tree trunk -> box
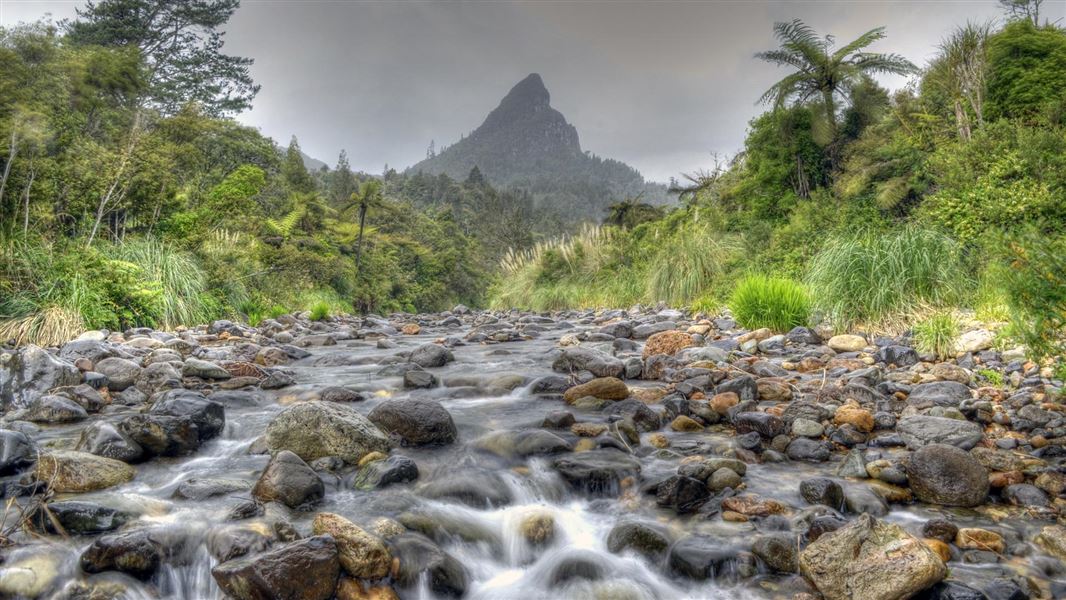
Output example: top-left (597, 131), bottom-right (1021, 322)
top-left (954, 99), bottom-right (972, 141)
top-left (354, 201), bottom-right (368, 274)
top-left (822, 89), bottom-right (837, 137)
top-left (0, 129), bottom-right (19, 224)
top-left (22, 165), bottom-right (35, 235)
top-left (87, 112), bottom-right (141, 247)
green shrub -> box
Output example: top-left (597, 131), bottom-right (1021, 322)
top-left (309, 301), bottom-right (330, 321)
top-left (238, 299), bottom-right (265, 327)
top-left (646, 227), bottom-right (738, 305)
top-left (976, 368), bottom-right (1004, 387)
top-left (912, 313), bottom-right (960, 360)
top-left (729, 274), bottom-right (811, 332)
top-left (807, 227), bottom-right (970, 329)
top-left (268, 304), bottom-right (289, 319)
top-left (1001, 229), bottom-right (1066, 361)
top-left (105, 239), bottom-right (213, 328)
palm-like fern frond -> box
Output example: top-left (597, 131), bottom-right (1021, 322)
top-left (265, 205), bottom-right (306, 238)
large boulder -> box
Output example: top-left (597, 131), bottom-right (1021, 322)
top-left (368, 399), bottom-right (457, 446)
top-left (408, 344), bottom-right (454, 368)
top-left (148, 389), bottom-right (225, 440)
top-left (76, 421), bottom-right (144, 463)
top-left (311, 512), bottom-right (391, 579)
top-left (80, 529), bottom-right (164, 580)
top-left (95, 357), bottom-right (142, 391)
top-left (14, 394), bottom-right (88, 423)
top-left (0, 345), bottom-right (81, 410)
top-left (252, 450), bottom-right (324, 510)
top-left (33, 451), bottom-right (135, 493)
top-left (552, 347), bottom-right (624, 378)
top-left (898, 416), bottom-right (982, 450)
top-left (212, 536), bottom-right (340, 600)
top-left (799, 514), bottom-right (946, 600)
top-left (118, 414), bottom-right (201, 457)
top-left (265, 401), bottom-right (390, 464)
top-left (905, 444), bottom-right (989, 507)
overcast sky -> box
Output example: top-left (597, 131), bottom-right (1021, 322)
top-left (4, 0), bottom-right (1057, 182)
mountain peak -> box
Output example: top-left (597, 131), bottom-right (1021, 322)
top-left (500, 73), bottom-right (550, 109)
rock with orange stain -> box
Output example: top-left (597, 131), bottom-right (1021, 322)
top-left (642, 331), bottom-right (695, 360)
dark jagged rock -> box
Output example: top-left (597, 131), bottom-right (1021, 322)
top-left (211, 536), bottom-right (340, 600)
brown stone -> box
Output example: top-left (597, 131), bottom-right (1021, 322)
top-left (722, 510), bottom-right (749, 522)
top-left (642, 331), bottom-right (695, 360)
top-left (923, 538), bottom-right (952, 563)
top-left (833, 402), bottom-right (874, 433)
top-left (401, 324), bottom-right (421, 335)
top-left (710, 392), bottom-right (739, 415)
top-left (337, 578), bottom-right (400, 600)
top-left (311, 513), bottom-right (391, 580)
top-left (989, 471), bottom-right (1025, 488)
top-left (955, 528), bottom-right (1005, 553)
top-left (721, 494), bottom-right (787, 517)
top-left (563, 377), bottom-right (629, 403)
top-left (571, 423), bottom-right (607, 437)
top-left (757, 378), bottom-right (792, 402)
top-left (648, 433), bottom-right (669, 448)
top-left (670, 415), bottom-right (703, 432)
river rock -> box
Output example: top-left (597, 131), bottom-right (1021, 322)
top-left (312, 512), bottom-right (391, 579)
top-left (181, 358), bottom-right (231, 379)
top-left (95, 357), bottom-right (142, 391)
top-left (38, 501), bottom-right (132, 535)
top-left (419, 468), bottom-right (513, 508)
top-left (552, 347), bottom-right (625, 378)
top-left (0, 429), bottom-right (36, 474)
top-left (212, 535), bottom-right (340, 600)
top-left (80, 529), bottom-right (164, 579)
top-left (606, 521), bottom-right (671, 561)
top-left (352, 455), bottom-right (419, 489)
top-left (800, 478), bottom-right (844, 509)
top-left (118, 414), bottom-right (201, 457)
top-left (668, 535), bottom-right (753, 581)
top-left (1035, 525), bottom-right (1066, 561)
top-left (149, 389), bottom-right (225, 440)
top-left (252, 450), bottom-right (324, 509)
top-left (957, 330), bottom-right (993, 353)
top-left (135, 361), bottom-right (182, 394)
top-left (174, 478), bottom-right (249, 501)
top-left (752, 533), bottom-right (798, 573)
top-left (265, 400), bottom-right (390, 464)
top-left (33, 451), bottom-right (135, 493)
top-left (389, 533), bottom-right (468, 598)
top-left (828, 335), bottom-right (867, 353)
top-left (76, 421), bottom-right (144, 463)
top-left (905, 444), bottom-right (989, 507)
top-left (734, 412), bottom-right (786, 438)
top-left (368, 399), bottom-right (457, 446)
top-left (799, 514), bottom-right (946, 600)
top-left (642, 330), bottom-right (694, 359)
top-left (408, 343), bottom-right (454, 368)
top-left (14, 394), bottom-right (87, 424)
top-left (553, 449), bottom-right (641, 495)
top-left (563, 377), bottom-right (629, 403)
top-left (1, 345), bottom-right (81, 410)
top-left (655, 475), bottom-right (709, 514)
top-left (0, 550), bottom-right (64, 598)
top-left (907, 381), bottom-right (972, 408)
top-left (898, 415), bottom-right (983, 450)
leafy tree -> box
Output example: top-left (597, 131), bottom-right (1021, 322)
top-left (604, 199), bottom-right (665, 230)
top-left (999, 0), bottom-right (1045, 26)
top-left (985, 21), bottom-right (1066, 121)
top-left (925, 22), bottom-right (992, 140)
top-left (66, 0), bottom-right (258, 116)
top-left (281, 136), bottom-right (315, 193)
top-left (329, 150), bottom-right (356, 206)
top-left (756, 19), bottom-right (917, 138)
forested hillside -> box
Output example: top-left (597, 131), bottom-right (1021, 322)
top-left (493, 13), bottom-right (1066, 366)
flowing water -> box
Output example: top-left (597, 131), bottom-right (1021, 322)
top-left (1, 316), bottom-right (1060, 599)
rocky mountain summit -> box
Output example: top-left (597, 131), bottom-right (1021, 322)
top-left (408, 73), bottom-right (670, 220)
top-left (0, 307), bottom-right (1063, 599)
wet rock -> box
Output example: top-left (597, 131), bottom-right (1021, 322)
top-left (806, 515), bottom-right (846, 542)
top-left (95, 357), bottom-right (142, 391)
top-left (403, 369), bottom-right (438, 389)
top-left (37, 501), bottom-right (132, 535)
top-left (708, 467), bottom-right (743, 492)
top-left (668, 536), bottom-right (753, 581)
top-left (792, 418), bottom-right (824, 438)
top-left (907, 381), bottom-right (972, 408)
top-left (0, 429), bottom-right (36, 474)
top-left (563, 377), bottom-right (629, 403)
top-left (181, 358), bottom-right (231, 380)
top-left (212, 535), bottom-right (340, 600)
top-left (265, 401), bottom-right (390, 464)
top-left (548, 549), bottom-right (607, 586)
top-left (1035, 525), bottom-right (1066, 561)
top-left (368, 399), bottom-right (457, 446)
top-left (33, 451), bottom-right (135, 493)
top-left (312, 512), bottom-right (391, 579)
top-left (389, 533), bottom-right (468, 598)
top-left (843, 486), bottom-right (889, 516)
top-left (799, 514), bottom-right (946, 600)
top-left (602, 399), bottom-right (662, 431)
top-left (898, 415), bottom-right (983, 450)
top-left (252, 450), bottom-right (324, 510)
top-left (606, 521), bottom-right (671, 561)
top-left (716, 376), bottom-right (757, 403)
top-left (906, 444), bottom-right (989, 507)
top-left (118, 414), bottom-right (201, 457)
top-left (206, 524), bottom-right (273, 562)
top-left (670, 415), bottom-right (703, 432)
top-left (876, 345), bottom-right (919, 367)
top-left (0, 550), bottom-right (64, 598)
top-left (921, 581), bottom-right (989, 600)
top-left (408, 343), bottom-right (454, 368)
top-left (552, 347), bottom-right (625, 378)
top-left (787, 438), bottom-right (832, 462)
top-left (80, 529), bottom-right (164, 579)
top-left (752, 533), bottom-right (799, 573)
top-left (419, 469), bottom-right (513, 508)
top-left (149, 389), bottom-right (225, 440)
top-left (1002, 483), bottom-right (1048, 507)
top-left (721, 494), bottom-right (788, 517)
top-left (76, 421), bottom-right (144, 463)
top-left (956, 528), bottom-right (1004, 553)
top-left (352, 455), bottom-right (419, 489)
top-left (173, 478), bottom-right (249, 501)
top-left (733, 412), bottom-right (786, 438)
top-left (655, 475), bottom-right (709, 514)
top-left (134, 361), bottom-right (181, 394)
top-left (553, 449), bottom-right (641, 495)
top-left (261, 370), bottom-right (295, 389)
top-left (14, 394), bottom-right (88, 423)
top-left (799, 478), bottom-right (844, 509)
top-left (921, 519), bottom-right (958, 544)
top-left (1, 345), bottom-right (81, 410)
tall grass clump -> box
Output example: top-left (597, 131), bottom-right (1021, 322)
top-left (646, 226), bottom-right (739, 305)
top-left (807, 227), bottom-right (970, 330)
top-left (729, 274), bottom-right (811, 332)
top-left (912, 312), bottom-right (960, 359)
top-left (1000, 229), bottom-right (1066, 361)
top-left (105, 239), bottom-right (212, 329)
top-left (309, 301), bottom-right (330, 321)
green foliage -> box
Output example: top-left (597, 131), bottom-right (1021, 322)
top-left (729, 275), bottom-right (811, 332)
top-left (1001, 229), bottom-right (1066, 360)
top-left (309, 301), bottom-right (330, 321)
top-left (646, 226), bottom-right (738, 305)
top-left (807, 228), bottom-right (970, 329)
top-left (985, 21), bottom-right (1066, 121)
top-left (912, 312), bottom-right (960, 359)
top-left (105, 239), bottom-right (212, 328)
top-left (976, 367), bottom-right (1005, 386)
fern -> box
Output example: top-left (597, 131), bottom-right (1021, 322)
top-left (265, 205), bottom-right (306, 238)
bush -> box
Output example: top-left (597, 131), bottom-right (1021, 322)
top-left (729, 274), bottom-right (811, 332)
top-left (912, 312), bottom-right (960, 360)
top-left (309, 301), bottom-right (330, 321)
top-left (1001, 229), bottom-right (1066, 361)
top-left (105, 239), bottom-right (213, 328)
top-left (807, 227), bottom-right (970, 329)
top-left (646, 226), bottom-right (739, 305)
